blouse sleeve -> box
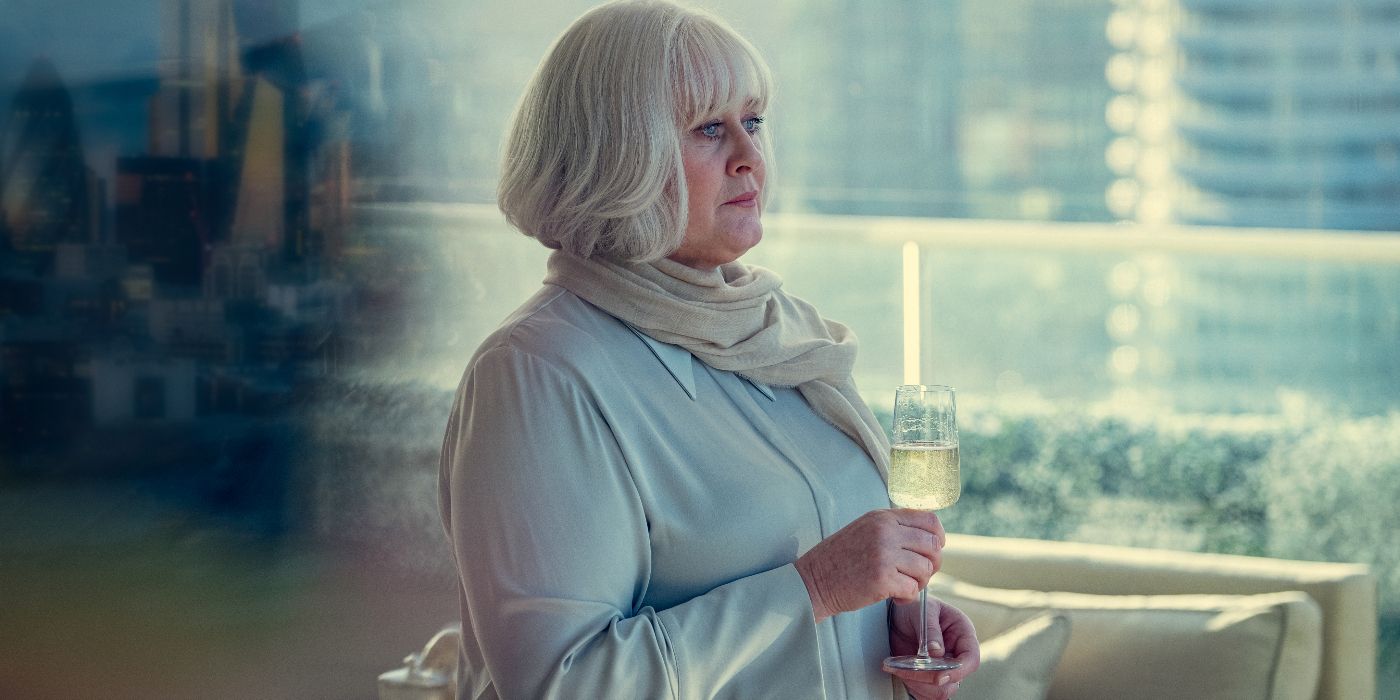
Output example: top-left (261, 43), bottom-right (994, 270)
top-left (439, 345), bottom-right (828, 699)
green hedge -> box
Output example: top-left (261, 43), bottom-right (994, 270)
top-left (1262, 412), bottom-right (1400, 616)
top-left (316, 381), bottom-right (1399, 613)
top-left (872, 403), bottom-right (1400, 613)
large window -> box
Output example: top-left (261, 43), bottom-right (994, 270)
top-left (2, 0), bottom-right (1397, 695)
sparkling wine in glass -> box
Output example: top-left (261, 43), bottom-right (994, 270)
top-left (884, 384), bottom-right (962, 672)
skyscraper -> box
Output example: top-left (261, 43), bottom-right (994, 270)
top-left (149, 0), bottom-right (244, 160)
top-left (0, 58), bottom-right (100, 257)
top-left (1109, 0), bottom-right (1400, 230)
top-left (229, 76), bottom-right (284, 251)
top-left (240, 3), bottom-right (313, 263)
top-left (772, 0), bottom-right (964, 218)
top-left (115, 156), bottom-right (217, 287)
top-left (759, 0), bottom-right (1115, 222)
top-left (122, 0), bottom-right (305, 286)
top-left (1102, 0), bottom-right (1400, 414)
top-left (959, 0), bottom-right (1118, 221)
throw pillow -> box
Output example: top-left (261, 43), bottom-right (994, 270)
top-left (955, 612), bottom-right (1070, 700)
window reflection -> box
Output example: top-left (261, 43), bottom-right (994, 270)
top-left (1, 0), bottom-right (1398, 694)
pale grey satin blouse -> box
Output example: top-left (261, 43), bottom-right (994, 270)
top-left (439, 284), bottom-right (894, 699)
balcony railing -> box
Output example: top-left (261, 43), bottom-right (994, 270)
top-left (345, 202), bottom-right (1400, 618)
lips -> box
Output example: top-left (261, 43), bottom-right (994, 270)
top-left (724, 190), bottom-right (759, 206)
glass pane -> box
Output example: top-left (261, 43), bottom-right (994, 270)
top-left (3, 0), bottom-right (1396, 695)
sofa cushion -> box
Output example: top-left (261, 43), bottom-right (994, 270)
top-left (956, 612), bottom-right (1069, 700)
top-left (930, 575), bottom-right (1323, 700)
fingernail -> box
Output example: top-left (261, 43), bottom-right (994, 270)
top-left (937, 674), bottom-right (951, 686)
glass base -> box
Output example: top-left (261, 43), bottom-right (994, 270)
top-left (883, 654), bottom-right (962, 672)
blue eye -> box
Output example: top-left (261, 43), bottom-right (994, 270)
top-left (695, 116), bottom-right (765, 141)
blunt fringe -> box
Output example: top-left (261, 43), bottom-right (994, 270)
top-left (497, 0), bottom-right (774, 262)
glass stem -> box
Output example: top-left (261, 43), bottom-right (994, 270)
top-left (915, 588), bottom-right (930, 659)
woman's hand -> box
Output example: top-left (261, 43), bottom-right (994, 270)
top-left (884, 596), bottom-right (981, 699)
top-left (793, 509), bottom-right (944, 622)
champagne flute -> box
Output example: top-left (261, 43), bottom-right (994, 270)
top-left (884, 384), bottom-right (961, 672)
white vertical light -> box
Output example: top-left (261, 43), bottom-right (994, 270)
top-left (902, 241), bottom-right (921, 386)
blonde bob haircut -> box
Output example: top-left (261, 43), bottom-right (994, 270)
top-left (497, 0), bottom-right (774, 262)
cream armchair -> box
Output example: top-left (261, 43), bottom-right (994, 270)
top-left (938, 533), bottom-right (1377, 700)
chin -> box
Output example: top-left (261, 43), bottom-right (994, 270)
top-left (733, 222), bottom-right (763, 249)
top-left (722, 233), bottom-right (762, 265)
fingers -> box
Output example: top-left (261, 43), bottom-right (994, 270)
top-left (887, 598), bottom-right (980, 698)
top-left (889, 508), bottom-right (945, 549)
top-left (887, 670), bottom-right (962, 700)
top-left (894, 521), bottom-right (939, 560)
top-left (943, 627), bottom-right (980, 671)
top-left (795, 509), bottom-right (949, 619)
top-left (878, 509), bottom-right (945, 600)
top-left (891, 511), bottom-right (943, 588)
top-left (882, 558), bottom-right (924, 605)
top-left (935, 600), bottom-right (982, 674)
top-left (894, 549), bottom-right (936, 593)
top-left (905, 681), bottom-right (960, 700)
top-left (887, 657), bottom-right (973, 698)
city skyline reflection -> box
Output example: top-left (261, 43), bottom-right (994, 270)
top-left (1, 1), bottom-right (1398, 697)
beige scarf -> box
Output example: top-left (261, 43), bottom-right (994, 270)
top-left (545, 250), bottom-right (891, 479)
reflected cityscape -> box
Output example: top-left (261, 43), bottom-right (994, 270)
top-left (3, 1), bottom-right (348, 535)
top-left (1, 0), bottom-right (1398, 697)
top-left (3, 0), bottom-right (1396, 465)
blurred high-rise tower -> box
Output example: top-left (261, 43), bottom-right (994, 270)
top-left (773, 0), bottom-right (964, 218)
top-left (1108, 0), bottom-right (1400, 229)
top-left (770, 0), bottom-right (1117, 222)
top-left (0, 58), bottom-right (101, 257)
top-left (121, 0), bottom-right (304, 287)
top-left (240, 0), bottom-right (312, 262)
top-left (149, 0), bottom-right (244, 160)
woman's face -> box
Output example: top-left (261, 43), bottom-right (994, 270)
top-left (667, 107), bottom-right (766, 270)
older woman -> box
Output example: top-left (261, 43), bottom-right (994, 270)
top-left (439, 1), bottom-right (980, 698)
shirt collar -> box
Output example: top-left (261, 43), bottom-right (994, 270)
top-left (623, 324), bottom-right (774, 402)
top-left (746, 374), bottom-right (777, 401)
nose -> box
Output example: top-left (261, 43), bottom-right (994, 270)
top-left (728, 129), bottom-right (762, 177)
